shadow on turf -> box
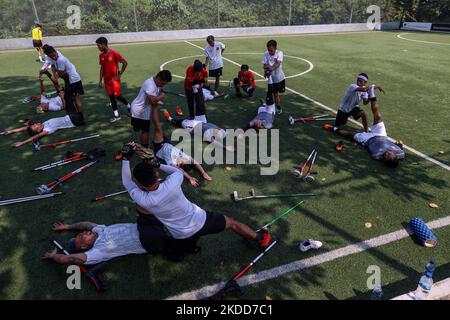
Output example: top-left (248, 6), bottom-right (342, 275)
top-left (0, 79), bottom-right (448, 299)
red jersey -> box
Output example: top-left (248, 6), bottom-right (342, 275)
top-left (184, 65), bottom-right (208, 92)
top-left (238, 70), bottom-right (256, 89)
top-left (99, 49), bottom-right (125, 80)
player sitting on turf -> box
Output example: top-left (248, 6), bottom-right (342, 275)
top-left (25, 76), bottom-right (65, 114)
top-left (6, 87), bottom-right (85, 148)
top-left (184, 60), bottom-right (209, 120)
top-left (153, 119), bottom-right (212, 187)
top-left (335, 73), bottom-right (385, 132)
top-left (234, 64), bottom-right (256, 98)
top-left (42, 220), bottom-right (170, 265)
top-left (241, 96), bottom-right (276, 132)
top-left (121, 143), bottom-right (272, 262)
top-left (324, 86), bottom-right (405, 168)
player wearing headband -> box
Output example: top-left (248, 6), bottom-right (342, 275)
top-left (335, 73), bottom-right (384, 132)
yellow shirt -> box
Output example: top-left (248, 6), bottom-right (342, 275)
top-left (32, 27), bottom-right (43, 41)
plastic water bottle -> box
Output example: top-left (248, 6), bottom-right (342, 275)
top-left (370, 284), bottom-right (384, 300)
top-left (413, 260), bottom-right (435, 300)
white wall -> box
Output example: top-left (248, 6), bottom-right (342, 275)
top-left (0, 22), bottom-right (400, 51)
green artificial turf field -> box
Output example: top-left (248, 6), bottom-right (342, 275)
top-left (0, 30), bottom-right (449, 300)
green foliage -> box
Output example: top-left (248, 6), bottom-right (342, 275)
top-left (0, 0), bottom-right (448, 39)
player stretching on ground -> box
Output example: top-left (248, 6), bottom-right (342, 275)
top-left (42, 220), bottom-right (170, 265)
top-left (96, 37), bottom-right (130, 123)
top-left (204, 35), bottom-right (225, 96)
top-left (130, 70), bottom-right (172, 147)
top-left (43, 45), bottom-right (85, 113)
top-left (121, 144), bottom-right (271, 262)
top-left (241, 96), bottom-right (276, 132)
top-left (335, 73), bottom-right (384, 132)
top-left (24, 76), bottom-right (66, 114)
top-left (234, 64), bottom-right (256, 98)
top-left (262, 40), bottom-right (285, 114)
top-left (32, 24), bottom-right (44, 63)
top-left (184, 60), bottom-right (209, 121)
top-left (324, 85), bottom-right (405, 168)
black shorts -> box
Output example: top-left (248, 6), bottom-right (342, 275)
top-left (33, 40), bottom-right (43, 48)
top-left (69, 112), bottom-right (85, 127)
top-left (136, 213), bottom-right (172, 254)
top-left (335, 107), bottom-right (363, 127)
top-left (131, 117), bottom-right (151, 133)
top-left (209, 67), bottom-right (223, 78)
top-left (70, 81), bottom-right (84, 96)
top-left (268, 79), bottom-right (286, 94)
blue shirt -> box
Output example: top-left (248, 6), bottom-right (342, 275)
top-left (366, 136), bottom-right (405, 160)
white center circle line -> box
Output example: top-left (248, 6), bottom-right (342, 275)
top-left (160, 53), bottom-right (314, 82)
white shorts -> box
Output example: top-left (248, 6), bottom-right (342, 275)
top-left (354, 122), bottom-right (387, 145)
top-left (202, 88), bottom-right (214, 101)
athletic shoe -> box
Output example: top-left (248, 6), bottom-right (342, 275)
top-left (175, 107), bottom-right (184, 116)
top-left (256, 229), bottom-right (272, 249)
top-left (299, 239), bottom-right (323, 252)
top-left (214, 91), bottom-right (220, 97)
top-left (22, 96), bottom-right (32, 104)
top-left (110, 116), bottom-right (121, 123)
top-left (163, 110), bottom-right (171, 121)
top-left (368, 84), bottom-right (376, 99)
top-left (288, 116), bottom-right (295, 126)
top-left (323, 124), bottom-right (334, 131)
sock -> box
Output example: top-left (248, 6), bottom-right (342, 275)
top-left (113, 110), bottom-right (119, 117)
top-left (333, 127), bottom-right (340, 133)
top-left (369, 85), bottom-right (377, 101)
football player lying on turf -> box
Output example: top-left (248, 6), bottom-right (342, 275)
top-left (121, 143), bottom-right (272, 262)
top-left (24, 76), bottom-right (66, 114)
top-left (42, 220), bottom-right (170, 265)
top-left (324, 86), bottom-right (405, 168)
top-left (5, 87), bottom-right (85, 148)
top-left (163, 110), bottom-right (234, 152)
top-left (241, 96), bottom-right (276, 132)
top-left (153, 116), bottom-right (212, 187)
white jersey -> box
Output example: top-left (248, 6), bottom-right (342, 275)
top-left (122, 162), bottom-right (207, 239)
top-left (339, 84), bottom-right (367, 113)
top-left (262, 50), bottom-right (285, 84)
top-left (84, 224), bottom-right (146, 265)
top-left (203, 88), bottom-right (215, 101)
top-left (131, 77), bottom-right (160, 120)
top-left (41, 95), bottom-right (64, 112)
top-left (42, 115), bottom-right (75, 135)
top-left (46, 51), bottom-right (81, 84)
top-left (156, 143), bottom-right (192, 166)
top-left (204, 41), bottom-right (225, 70)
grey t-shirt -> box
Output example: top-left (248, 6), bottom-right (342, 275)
top-left (339, 84), bottom-right (366, 113)
top-left (366, 136), bottom-right (405, 160)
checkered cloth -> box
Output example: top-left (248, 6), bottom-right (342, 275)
top-left (409, 217), bottom-right (438, 248)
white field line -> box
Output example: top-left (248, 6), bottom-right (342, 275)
top-left (0, 31), bottom-right (375, 54)
top-left (397, 33), bottom-right (450, 46)
top-left (184, 40), bottom-right (450, 171)
top-left (168, 215), bottom-right (450, 300)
